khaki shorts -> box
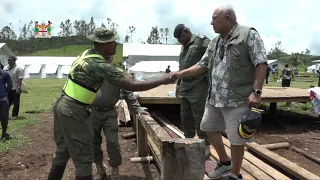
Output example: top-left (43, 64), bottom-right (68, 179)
top-left (200, 102), bottom-right (252, 145)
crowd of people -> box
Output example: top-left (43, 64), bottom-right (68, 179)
top-left (266, 64), bottom-right (296, 87)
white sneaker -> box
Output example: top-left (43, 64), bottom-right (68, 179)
top-left (228, 173), bottom-right (244, 180)
top-left (209, 162), bottom-right (232, 179)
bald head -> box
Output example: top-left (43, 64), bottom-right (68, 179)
top-left (216, 5), bottom-right (237, 23)
top-left (211, 5), bottom-right (237, 35)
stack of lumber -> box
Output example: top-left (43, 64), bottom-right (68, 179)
top-left (151, 111), bottom-right (320, 180)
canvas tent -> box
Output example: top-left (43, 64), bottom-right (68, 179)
top-left (267, 59), bottom-right (284, 70)
top-left (16, 56), bottom-right (77, 79)
top-left (123, 43), bottom-right (181, 69)
top-left (129, 61), bottom-right (178, 81)
top-left (0, 43), bottom-right (15, 66)
top-left (307, 65), bottom-right (316, 73)
top-left (311, 60), bottom-right (320, 72)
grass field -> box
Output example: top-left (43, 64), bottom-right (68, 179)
top-left (0, 77), bottom-right (316, 153)
top-left (0, 79), bottom-right (65, 153)
top-left (26, 44), bottom-right (124, 64)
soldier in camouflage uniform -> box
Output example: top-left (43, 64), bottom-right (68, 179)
top-left (47, 28), bottom-right (173, 180)
top-left (173, 24), bottom-right (211, 158)
top-left (171, 5), bottom-right (268, 180)
top-left (91, 82), bottom-right (148, 180)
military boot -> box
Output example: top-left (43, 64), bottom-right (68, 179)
top-left (76, 175), bottom-right (93, 180)
top-left (110, 166), bottom-right (120, 180)
top-left (47, 164), bottom-right (66, 180)
top-left (93, 162), bottom-right (106, 180)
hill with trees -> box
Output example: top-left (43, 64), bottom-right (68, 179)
top-left (267, 41), bottom-right (320, 70)
top-left (0, 17), bottom-right (319, 68)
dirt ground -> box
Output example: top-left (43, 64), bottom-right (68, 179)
top-left (254, 109), bottom-right (320, 176)
top-left (0, 112), bottom-right (160, 180)
top-left (146, 104), bottom-right (320, 177)
top-left (1, 104), bottom-right (319, 179)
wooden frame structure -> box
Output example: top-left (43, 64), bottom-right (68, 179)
top-left (117, 85), bottom-right (320, 180)
top-left (137, 85), bottom-right (310, 105)
top-left (135, 113), bottom-right (207, 180)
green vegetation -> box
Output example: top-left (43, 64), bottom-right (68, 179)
top-left (27, 45), bottom-right (92, 56)
top-left (26, 44), bottom-right (124, 64)
top-left (264, 76), bottom-right (315, 115)
top-left (267, 41), bottom-right (320, 71)
top-left (265, 79), bottom-right (316, 89)
top-left (0, 79), bottom-right (65, 153)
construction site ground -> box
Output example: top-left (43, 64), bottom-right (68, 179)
top-left (0, 105), bottom-right (319, 179)
top-left (148, 104), bottom-right (320, 177)
top-left (0, 112), bottom-right (160, 180)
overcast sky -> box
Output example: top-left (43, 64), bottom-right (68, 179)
top-left (0, 0), bottom-right (319, 55)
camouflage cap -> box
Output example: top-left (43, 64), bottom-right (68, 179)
top-left (87, 28), bottom-right (117, 43)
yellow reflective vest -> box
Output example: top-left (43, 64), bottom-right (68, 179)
top-left (63, 50), bottom-right (103, 105)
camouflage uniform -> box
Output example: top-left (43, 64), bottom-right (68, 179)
top-left (91, 80), bottom-right (143, 180)
top-left (177, 34), bottom-right (210, 145)
top-left (48, 28), bottom-right (126, 180)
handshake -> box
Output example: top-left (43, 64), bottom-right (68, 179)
top-left (161, 72), bottom-right (182, 84)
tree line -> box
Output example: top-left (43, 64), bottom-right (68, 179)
top-left (267, 41), bottom-right (320, 68)
top-left (0, 17), bottom-right (172, 55)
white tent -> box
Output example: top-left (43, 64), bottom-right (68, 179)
top-left (0, 43), bottom-right (15, 66)
top-left (16, 56), bottom-right (77, 79)
top-left (267, 59), bottom-right (284, 69)
top-left (307, 65), bottom-right (316, 73)
top-left (123, 43), bottom-right (181, 69)
top-left (311, 60), bottom-right (320, 73)
top-left (129, 61), bottom-right (178, 81)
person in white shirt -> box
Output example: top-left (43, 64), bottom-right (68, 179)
top-left (3, 56), bottom-right (24, 119)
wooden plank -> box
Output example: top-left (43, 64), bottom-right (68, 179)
top-left (122, 100), bottom-right (131, 124)
top-left (223, 144), bottom-right (273, 180)
top-left (146, 118), bottom-right (210, 180)
top-left (148, 136), bottom-right (161, 170)
top-left (290, 146), bottom-right (320, 165)
top-left (161, 138), bottom-right (206, 180)
top-left (222, 137), bottom-right (290, 180)
top-left (261, 97), bottom-right (309, 103)
top-left (246, 142), bottom-right (320, 180)
top-left (152, 111), bottom-right (223, 179)
top-left (136, 114), bottom-right (148, 156)
top-left (136, 114), bottom-right (172, 154)
top-left (261, 142), bottom-right (290, 150)
top-left (152, 112), bottom-right (257, 179)
top-left (151, 112), bottom-right (185, 138)
top-left (139, 97), bottom-right (180, 104)
top-left (137, 85), bottom-right (310, 104)
top-left (116, 101), bottom-right (125, 126)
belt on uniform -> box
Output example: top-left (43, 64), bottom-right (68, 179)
top-left (91, 105), bottom-right (114, 112)
top-left (59, 94), bottom-right (90, 110)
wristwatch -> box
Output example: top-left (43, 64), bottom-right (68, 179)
top-left (253, 89), bottom-right (262, 96)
